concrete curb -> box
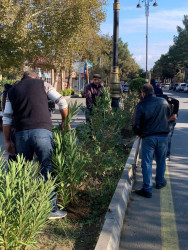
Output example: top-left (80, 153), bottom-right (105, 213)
top-left (64, 94), bottom-right (82, 100)
top-left (95, 138), bottom-right (140, 250)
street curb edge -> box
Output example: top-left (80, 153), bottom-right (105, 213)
top-left (95, 138), bottom-right (140, 250)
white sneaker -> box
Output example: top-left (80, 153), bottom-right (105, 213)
top-left (48, 209), bottom-right (67, 220)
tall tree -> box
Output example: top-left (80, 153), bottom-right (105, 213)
top-left (90, 37), bottom-right (140, 82)
top-left (152, 15), bottom-right (188, 81)
top-left (0, 0), bottom-right (107, 82)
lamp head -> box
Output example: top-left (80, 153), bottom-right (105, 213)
top-left (136, 3), bottom-right (142, 8)
top-left (153, 1), bottom-right (158, 7)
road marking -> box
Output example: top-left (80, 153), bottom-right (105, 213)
top-left (161, 164), bottom-right (179, 250)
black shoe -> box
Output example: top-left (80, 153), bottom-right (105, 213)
top-left (156, 181), bottom-right (167, 189)
top-left (135, 188), bottom-right (152, 198)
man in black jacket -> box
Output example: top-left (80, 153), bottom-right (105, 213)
top-left (150, 78), bottom-right (163, 96)
top-left (85, 74), bottom-right (103, 124)
top-left (132, 84), bottom-right (170, 198)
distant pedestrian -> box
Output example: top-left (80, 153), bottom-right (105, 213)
top-left (132, 84), bottom-right (170, 198)
top-left (85, 74), bottom-right (103, 123)
top-left (150, 78), bottom-right (163, 96)
top-left (3, 71), bottom-right (69, 219)
top-left (161, 95), bottom-right (179, 161)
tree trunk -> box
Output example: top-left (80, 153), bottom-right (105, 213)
top-left (67, 74), bottom-right (72, 89)
top-left (54, 68), bottom-right (60, 90)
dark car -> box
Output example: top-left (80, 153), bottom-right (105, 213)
top-left (122, 83), bottom-right (130, 93)
top-left (169, 83), bottom-right (174, 90)
top-left (173, 83), bottom-right (179, 91)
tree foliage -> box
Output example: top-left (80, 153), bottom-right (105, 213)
top-left (129, 77), bottom-right (147, 94)
top-left (0, 0), bottom-right (107, 78)
top-left (152, 15), bottom-right (188, 81)
top-left (90, 37), bottom-right (140, 82)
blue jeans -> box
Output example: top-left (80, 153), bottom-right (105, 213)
top-left (15, 129), bottom-right (57, 210)
top-left (167, 121), bottom-right (176, 157)
top-left (141, 135), bottom-right (168, 193)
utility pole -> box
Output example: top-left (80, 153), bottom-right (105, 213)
top-left (136, 0), bottom-right (158, 81)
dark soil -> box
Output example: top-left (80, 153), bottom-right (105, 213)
top-left (121, 128), bottom-right (134, 139)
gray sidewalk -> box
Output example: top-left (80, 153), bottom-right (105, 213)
top-left (119, 93), bottom-right (188, 250)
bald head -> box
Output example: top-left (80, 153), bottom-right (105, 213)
top-left (22, 71), bottom-right (39, 80)
top-left (141, 84), bottom-right (154, 98)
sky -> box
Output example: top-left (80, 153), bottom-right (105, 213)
top-left (100, 0), bottom-right (188, 70)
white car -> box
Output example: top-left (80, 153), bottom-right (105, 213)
top-left (164, 83), bottom-right (170, 89)
top-left (176, 83), bottom-right (186, 92)
top-left (183, 84), bottom-right (188, 93)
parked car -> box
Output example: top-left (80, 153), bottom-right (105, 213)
top-left (161, 83), bottom-right (165, 88)
top-left (169, 83), bottom-right (175, 90)
top-left (0, 92), bottom-right (2, 129)
top-left (183, 83), bottom-right (188, 93)
top-left (175, 83), bottom-right (186, 92)
top-left (173, 83), bottom-right (179, 91)
top-left (122, 83), bottom-right (130, 93)
top-left (164, 83), bottom-right (170, 89)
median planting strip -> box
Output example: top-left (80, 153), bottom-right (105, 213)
top-left (95, 138), bottom-right (140, 250)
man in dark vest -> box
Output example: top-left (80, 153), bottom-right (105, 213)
top-left (3, 71), bottom-right (69, 219)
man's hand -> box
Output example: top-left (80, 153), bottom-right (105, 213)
top-left (60, 108), bottom-right (70, 131)
top-left (3, 125), bottom-right (15, 155)
top-left (168, 114), bottom-right (177, 122)
top-left (6, 141), bottom-right (15, 156)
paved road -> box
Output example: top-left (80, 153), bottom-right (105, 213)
top-left (119, 90), bottom-right (188, 250)
top-left (52, 97), bottom-right (86, 128)
top-left (0, 97), bottom-right (86, 158)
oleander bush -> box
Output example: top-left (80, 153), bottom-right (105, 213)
top-left (0, 154), bottom-right (55, 249)
top-left (129, 77), bottom-right (147, 94)
top-left (52, 102), bottom-right (89, 207)
top-left (0, 88), bottom-right (140, 249)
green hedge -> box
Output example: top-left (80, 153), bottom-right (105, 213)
top-left (59, 88), bottom-right (75, 96)
top-left (0, 79), bottom-right (19, 92)
top-left (129, 77), bottom-right (147, 94)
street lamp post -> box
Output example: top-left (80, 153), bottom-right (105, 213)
top-left (110, 0), bottom-right (120, 108)
top-left (136, 0), bottom-right (158, 81)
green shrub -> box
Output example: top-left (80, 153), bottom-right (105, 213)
top-left (0, 153), bottom-right (55, 249)
top-left (53, 129), bottom-right (87, 206)
top-left (52, 102), bottom-right (88, 206)
top-left (129, 77), bottom-right (147, 94)
top-left (0, 79), bottom-right (19, 92)
top-left (58, 88), bottom-right (74, 96)
top-left (58, 90), bottom-right (64, 96)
